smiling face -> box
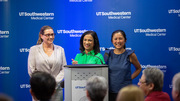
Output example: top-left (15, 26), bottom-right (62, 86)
top-left (40, 28), bottom-right (55, 45)
top-left (83, 34), bottom-right (94, 53)
top-left (112, 32), bottom-right (126, 49)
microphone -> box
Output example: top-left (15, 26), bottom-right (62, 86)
top-left (87, 53), bottom-right (104, 64)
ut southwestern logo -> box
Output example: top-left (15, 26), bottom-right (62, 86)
top-left (20, 84), bottom-right (31, 89)
top-left (0, 30), bottom-right (9, 38)
top-left (169, 47), bottom-right (180, 55)
top-left (168, 9), bottom-right (180, 17)
top-left (75, 86), bottom-right (86, 89)
top-left (69, 0), bottom-right (92, 2)
top-left (19, 12), bottom-right (54, 20)
top-left (0, 66), bottom-right (10, 74)
top-left (19, 48), bottom-right (30, 52)
top-left (168, 9), bottom-right (180, 14)
top-left (96, 11), bottom-right (131, 20)
top-left (57, 29), bottom-right (88, 37)
top-left (141, 64), bottom-right (167, 73)
top-left (169, 47), bottom-right (180, 51)
top-left (0, 0), bottom-right (8, 2)
top-left (134, 28), bottom-right (166, 37)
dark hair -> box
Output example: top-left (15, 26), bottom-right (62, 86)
top-left (111, 30), bottom-right (127, 49)
top-left (30, 71), bottom-right (56, 101)
top-left (79, 31), bottom-right (100, 55)
top-left (37, 25), bottom-right (53, 45)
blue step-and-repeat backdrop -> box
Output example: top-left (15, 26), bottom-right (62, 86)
top-left (0, 0), bottom-right (180, 101)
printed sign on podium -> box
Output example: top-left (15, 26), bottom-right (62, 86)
top-left (64, 64), bottom-right (108, 101)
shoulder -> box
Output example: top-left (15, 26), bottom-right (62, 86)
top-left (54, 44), bottom-right (63, 49)
top-left (30, 44), bottom-right (41, 50)
top-left (126, 49), bottom-right (135, 55)
top-left (76, 53), bottom-right (83, 57)
top-left (162, 92), bottom-right (171, 98)
top-left (54, 45), bottom-right (65, 51)
top-left (95, 53), bottom-right (103, 57)
top-left (145, 94), bottom-right (155, 101)
top-left (75, 53), bottom-right (84, 60)
top-left (105, 49), bottom-right (114, 56)
top-left (145, 96), bottom-right (152, 101)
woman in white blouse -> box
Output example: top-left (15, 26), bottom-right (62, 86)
top-left (28, 25), bottom-right (66, 101)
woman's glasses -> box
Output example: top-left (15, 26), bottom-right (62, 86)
top-left (43, 33), bottom-right (55, 37)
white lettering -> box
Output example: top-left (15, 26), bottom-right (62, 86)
top-left (0, 66), bottom-right (10, 70)
top-left (96, 12), bottom-right (102, 16)
top-left (19, 48), bottom-right (30, 52)
top-left (70, 34), bottom-right (82, 37)
top-left (0, 35), bottom-right (9, 38)
top-left (69, 0), bottom-right (92, 2)
top-left (57, 29), bottom-right (88, 34)
top-left (141, 64), bottom-right (167, 69)
top-left (170, 9), bottom-right (180, 13)
top-left (20, 84), bottom-right (31, 89)
top-left (0, 71), bottom-right (10, 74)
top-left (20, 84), bottom-right (26, 88)
top-left (134, 28), bottom-right (166, 33)
top-left (0, 30), bottom-right (9, 34)
top-left (169, 47), bottom-right (180, 51)
top-left (0, 0), bottom-right (8, 2)
top-left (19, 12), bottom-right (54, 17)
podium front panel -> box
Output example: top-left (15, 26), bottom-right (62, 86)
top-left (64, 65), bottom-right (108, 101)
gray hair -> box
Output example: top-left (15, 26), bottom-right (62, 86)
top-left (143, 67), bottom-right (164, 91)
top-left (173, 72), bottom-right (180, 92)
top-left (86, 76), bottom-right (108, 101)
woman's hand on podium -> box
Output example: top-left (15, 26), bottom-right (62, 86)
top-left (72, 59), bottom-right (78, 64)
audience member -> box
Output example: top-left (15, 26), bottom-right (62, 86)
top-left (86, 76), bottom-right (108, 101)
top-left (116, 85), bottom-right (144, 101)
top-left (138, 67), bottom-right (170, 101)
top-left (172, 72), bottom-right (180, 101)
top-left (30, 71), bottom-right (56, 101)
top-left (0, 93), bottom-right (13, 101)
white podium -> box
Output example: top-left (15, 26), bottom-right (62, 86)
top-left (64, 64), bottom-right (108, 101)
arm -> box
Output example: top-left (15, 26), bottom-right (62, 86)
top-left (72, 59), bottom-right (78, 64)
top-left (55, 48), bottom-right (67, 83)
top-left (130, 53), bottom-right (142, 79)
top-left (72, 54), bottom-right (79, 64)
top-left (28, 47), bottom-right (36, 77)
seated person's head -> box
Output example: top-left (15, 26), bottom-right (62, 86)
top-left (138, 67), bottom-right (164, 96)
top-left (172, 72), bottom-right (180, 101)
top-left (116, 85), bottom-right (144, 101)
top-left (30, 71), bottom-right (56, 101)
top-left (86, 76), bottom-right (108, 101)
top-left (0, 93), bottom-right (13, 101)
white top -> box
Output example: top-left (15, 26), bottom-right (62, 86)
top-left (28, 43), bottom-right (67, 83)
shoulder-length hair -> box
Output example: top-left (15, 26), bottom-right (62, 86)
top-left (79, 30), bottom-right (100, 55)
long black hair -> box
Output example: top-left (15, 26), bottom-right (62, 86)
top-left (80, 31), bottom-right (100, 55)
